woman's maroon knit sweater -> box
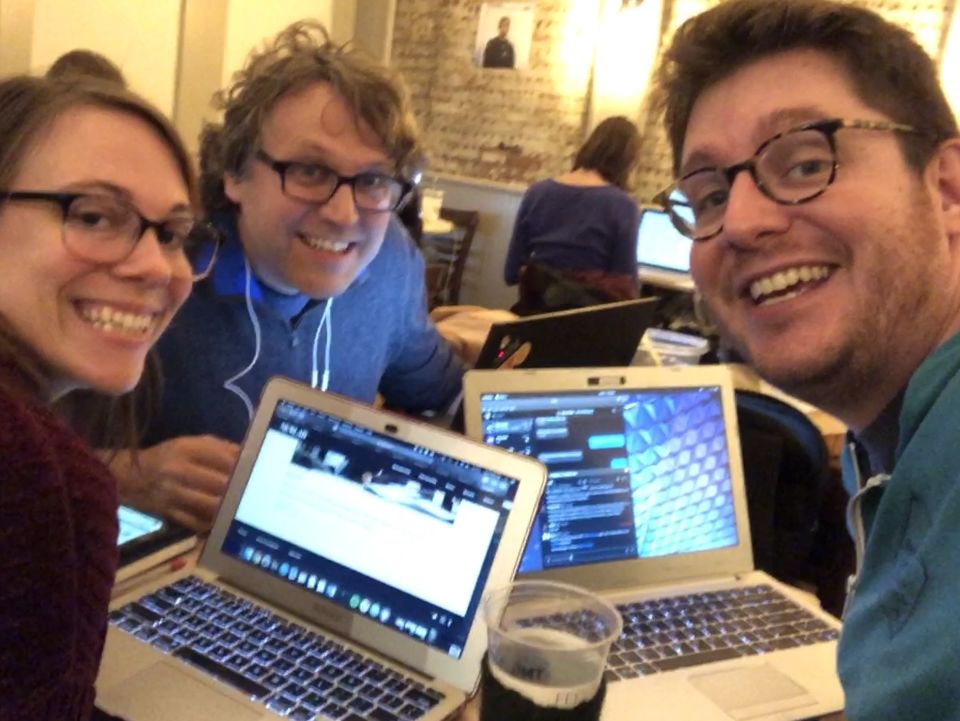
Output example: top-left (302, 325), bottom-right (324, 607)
top-left (0, 384), bottom-right (118, 720)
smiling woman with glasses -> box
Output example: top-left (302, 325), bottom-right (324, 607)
top-left (0, 75), bottom-right (204, 719)
top-left (658, 118), bottom-right (931, 241)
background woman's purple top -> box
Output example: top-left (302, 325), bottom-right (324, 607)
top-left (504, 179), bottom-right (640, 285)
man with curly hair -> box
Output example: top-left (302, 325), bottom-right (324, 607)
top-left (109, 21), bottom-right (464, 532)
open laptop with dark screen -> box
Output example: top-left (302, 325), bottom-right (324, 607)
top-left (474, 297), bottom-right (657, 370)
top-left (97, 377), bottom-right (545, 721)
top-left (446, 297), bottom-right (658, 434)
top-left (463, 366), bottom-right (843, 721)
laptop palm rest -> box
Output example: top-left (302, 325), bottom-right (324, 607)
top-left (101, 663), bottom-right (263, 721)
top-left (689, 664), bottom-right (815, 720)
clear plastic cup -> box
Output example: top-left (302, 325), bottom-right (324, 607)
top-left (482, 580), bottom-right (623, 716)
top-left (420, 187), bottom-right (444, 224)
top-left (633, 328), bottom-right (710, 366)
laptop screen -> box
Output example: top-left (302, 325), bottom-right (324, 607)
top-left (636, 206), bottom-right (693, 274)
top-left (219, 400), bottom-right (519, 659)
top-left (116, 504), bottom-right (194, 575)
top-left (474, 298), bottom-right (657, 372)
top-left (479, 385), bottom-right (739, 573)
top-left (118, 505), bottom-right (163, 545)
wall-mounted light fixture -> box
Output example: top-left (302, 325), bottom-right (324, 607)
top-left (621, 0), bottom-right (644, 9)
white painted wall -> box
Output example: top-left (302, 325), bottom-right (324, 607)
top-left (30, 0), bottom-right (181, 115)
top-left (0, 0), bottom-right (35, 74)
top-left (353, 0), bottom-right (396, 63)
top-left (222, 0), bottom-right (332, 84)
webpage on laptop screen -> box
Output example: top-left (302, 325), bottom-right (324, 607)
top-left (480, 387), bottom-right (738, 573)
top-left (220, 401), bottom-right (519, 658)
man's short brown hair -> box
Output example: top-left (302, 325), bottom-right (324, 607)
top-left (655, 0), bottom-right (958, 174)
top-left (200, 21), bottom-right (421, 215)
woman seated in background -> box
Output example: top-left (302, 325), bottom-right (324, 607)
top-left (504, 115), bottom-right (642, 315)
top-left (0, 75), bottom-right (214, 719)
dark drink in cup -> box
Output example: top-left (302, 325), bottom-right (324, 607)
top-left (481, 581), bottom-right (622, 721)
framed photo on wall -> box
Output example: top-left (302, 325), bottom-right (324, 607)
top-left (475, 2), bottom-right (534, 70)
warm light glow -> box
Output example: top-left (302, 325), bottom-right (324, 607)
top-left (942, 8), bottom-right (960, 119)
top-left (222, 0), bottom-right (333, 85)
top-left (554, 0), bottom-right (602, 96)
top-left (591, 0), bottom-right (663, 122)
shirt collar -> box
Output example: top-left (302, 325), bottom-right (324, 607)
top-left (849, 389), bottom-right (904, 477)
top-left (208, 213), bottom-right (311, 321)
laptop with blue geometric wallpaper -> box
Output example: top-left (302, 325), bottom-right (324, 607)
top-left (462, 365), bottom-right (843, 721)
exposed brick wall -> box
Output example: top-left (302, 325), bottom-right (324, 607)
top-left (392, 0), bottom-right (593, 185)
top-left (393, 0), bottom-right (955, 200)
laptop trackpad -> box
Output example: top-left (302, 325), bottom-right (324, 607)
top-left (101, 662), bottom-right (263, 721)
top-left (690, 664), bottom-right (816, 720)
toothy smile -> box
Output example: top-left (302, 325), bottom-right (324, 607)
top-left (78, 303), bottom-right (156, 335)
top-left (749, 265), bottom-right (833, 305)
top-left (299, 234), bottom-right (354, 254)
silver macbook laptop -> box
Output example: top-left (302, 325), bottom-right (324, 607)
top-left (98, 377), bottom-right (546, 721)
top-left (637, 205), bottom-right (695, 292)
top-left (463, 366), bottom-right (843, 721)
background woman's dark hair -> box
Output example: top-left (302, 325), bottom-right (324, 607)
top-left (46, 48), bottom-right (127, 87)
top-left (0, 75), bottom-right (197, 449)
top-left (654, 0), bottom-right (958, 174)
top-left (573, 116), bottom-right (642, 190)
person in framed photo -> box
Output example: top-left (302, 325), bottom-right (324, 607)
top-left (483, 16), bottom-right (515, 69)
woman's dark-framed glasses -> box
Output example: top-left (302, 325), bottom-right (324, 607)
top-left (255, 149), bottom-right (412, 212)
top-left (657, 118), bottom-right (927, 242)
top-left (0, 190), bottom-right (220, 280)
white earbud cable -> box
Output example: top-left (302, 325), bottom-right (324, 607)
top-left (223, 258), bottom-right (334, 415)
top-left (222, 257), bottom-right (262, 421)
top-left (311, 298), bottom-right (333, 391)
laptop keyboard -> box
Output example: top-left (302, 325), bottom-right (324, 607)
top-left (605, 584), bottom-right (839, 681)
top-left (109, 575), bottom-right (444, 720)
